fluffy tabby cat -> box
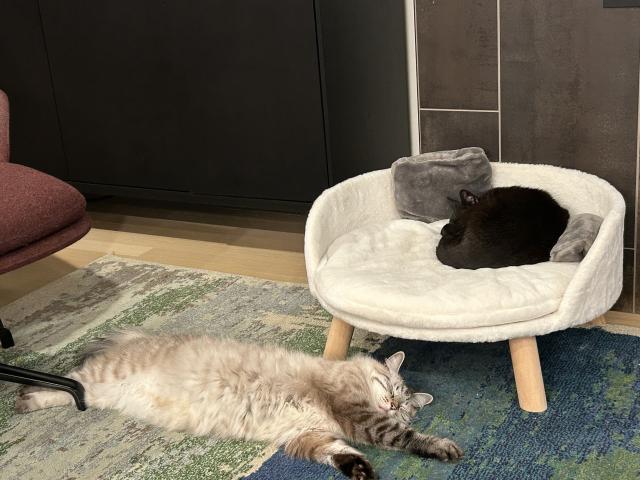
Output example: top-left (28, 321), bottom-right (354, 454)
top-left (436, 186), bottom-right (569, 269)
top-left (15, 331), bottom-right (463, 479)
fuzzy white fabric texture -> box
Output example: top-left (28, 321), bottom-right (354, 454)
top-left (305, 163), bottom-right (625, 343)
top-left (315, 219), bottom-right (578, 329)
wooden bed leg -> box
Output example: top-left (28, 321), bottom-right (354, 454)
top-left (508, 336), bottom-right (547, 413)
top-left (323, 317), bottom-right (354, 360)
top-left (586, 315), bottom-right (607, 327)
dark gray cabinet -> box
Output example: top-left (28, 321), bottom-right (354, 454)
top-left (39, 0), bottom-right (328, 202)
top-left (317, 0), bottom-right (412, 183)
top-left (0, 0), bottom-right (67, 178)
top-left (1, 0), bottom-right (412, 210)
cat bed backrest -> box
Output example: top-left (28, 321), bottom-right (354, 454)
top-left (490, 163), bottom-right (624, 326)
top-left (491, 163), bottom-right (615, 219)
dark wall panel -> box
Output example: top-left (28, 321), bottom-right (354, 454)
top-left (616, 249), bottom-right (635, 312)
top-left (318, 0), bottom-right (412, 182)
top-left (501, 0), bottom-right (640, 247)
top-left (39, 0), bottom-right (328, 202)
top-left (0, 0), bottom-right (66, 177)
top-left (420, 111), bottom-right (499, 161)
top-left (416, 0), bottom-right (498, 110)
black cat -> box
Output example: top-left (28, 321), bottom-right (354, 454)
top-left (436, 187), bottom-right (569, 269)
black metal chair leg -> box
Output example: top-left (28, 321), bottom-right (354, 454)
top-left (0, 319), bottom-right (14, 349)
top-left (0, 363), bottom-right (87, 411)
top-left (0, 320), bottom-right (85, 410)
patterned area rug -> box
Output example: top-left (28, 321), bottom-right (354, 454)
top-left (0, 256), bottom-right (638, 480)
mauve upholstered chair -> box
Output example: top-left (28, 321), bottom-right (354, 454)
top-left (0, 90), bottom-right (91, 274)
top-left (0, 89), bottom-right (89, 409)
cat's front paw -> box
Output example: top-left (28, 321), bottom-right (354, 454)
top-left (429, 437), bottom-right (464, 462)
top-left (333, 453), bottom-right (377, 480)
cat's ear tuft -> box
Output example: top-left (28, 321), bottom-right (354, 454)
top-left (385, 351), bottom-right (405, 373)
top-left (459, 190), bottom-right (479, 206)
top-left (412, 392), bottom-right (434, 408)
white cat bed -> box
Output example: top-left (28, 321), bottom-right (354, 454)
top-left (305, 163), bottom-right (624, 412)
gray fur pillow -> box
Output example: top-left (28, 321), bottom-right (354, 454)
top-left (550, 213), bottom-right (603, 262)
top-left (391, 147), bottom-right (492, 222)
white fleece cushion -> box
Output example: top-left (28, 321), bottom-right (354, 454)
top-left (314, 219), bottom-right (579, 329)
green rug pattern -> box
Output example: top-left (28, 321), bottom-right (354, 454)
top-left (0, 256), bottom-right (638, 479)
top-left (0, 256), bottom-right (384, 479)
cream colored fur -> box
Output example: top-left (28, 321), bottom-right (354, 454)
top-left (20, 333), bottom-right (355, 442)
top-left (15, 331), bottom-right (456, 477)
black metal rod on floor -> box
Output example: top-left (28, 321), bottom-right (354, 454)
top-left (0, 364), bottom-right (87, 411)
top-left (0, 319), bottom-right (14, 349)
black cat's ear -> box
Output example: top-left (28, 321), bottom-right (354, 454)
top-left (460, 190), bottom-right (479, 206)
top-left (385, 351), bottom-right (405, 373)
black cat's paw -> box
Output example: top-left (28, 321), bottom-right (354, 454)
top-left (333, 453), bottom-right (377, 480)
top-left (429, 438), bottom-right (464, 462)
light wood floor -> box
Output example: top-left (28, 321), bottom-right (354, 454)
top-left (1, 197), bottom-right (639, 329)
top-left (0, 198), bottom-right (306, 307)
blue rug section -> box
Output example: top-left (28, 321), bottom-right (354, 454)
top-left (246, 450), bottom-right (340, 480)
top-left (245, 328), bottom-right (640, 480)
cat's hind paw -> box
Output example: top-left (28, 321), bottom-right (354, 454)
top-left (15, 385), bottom-right (71, 413)
top-left (333, 453), bottom-right (377, 480)
top-left (15, 388), bottom-right (43, 414)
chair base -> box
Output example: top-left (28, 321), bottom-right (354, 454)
top-left (0, 319), bottom-right (86, 411)
top-left (0, 319), bottom-right (14, 349)
top-left (0, 363), bottom-right (87, 411)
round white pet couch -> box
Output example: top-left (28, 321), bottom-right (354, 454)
top-left (305, 163), bottom-right (624, 412)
